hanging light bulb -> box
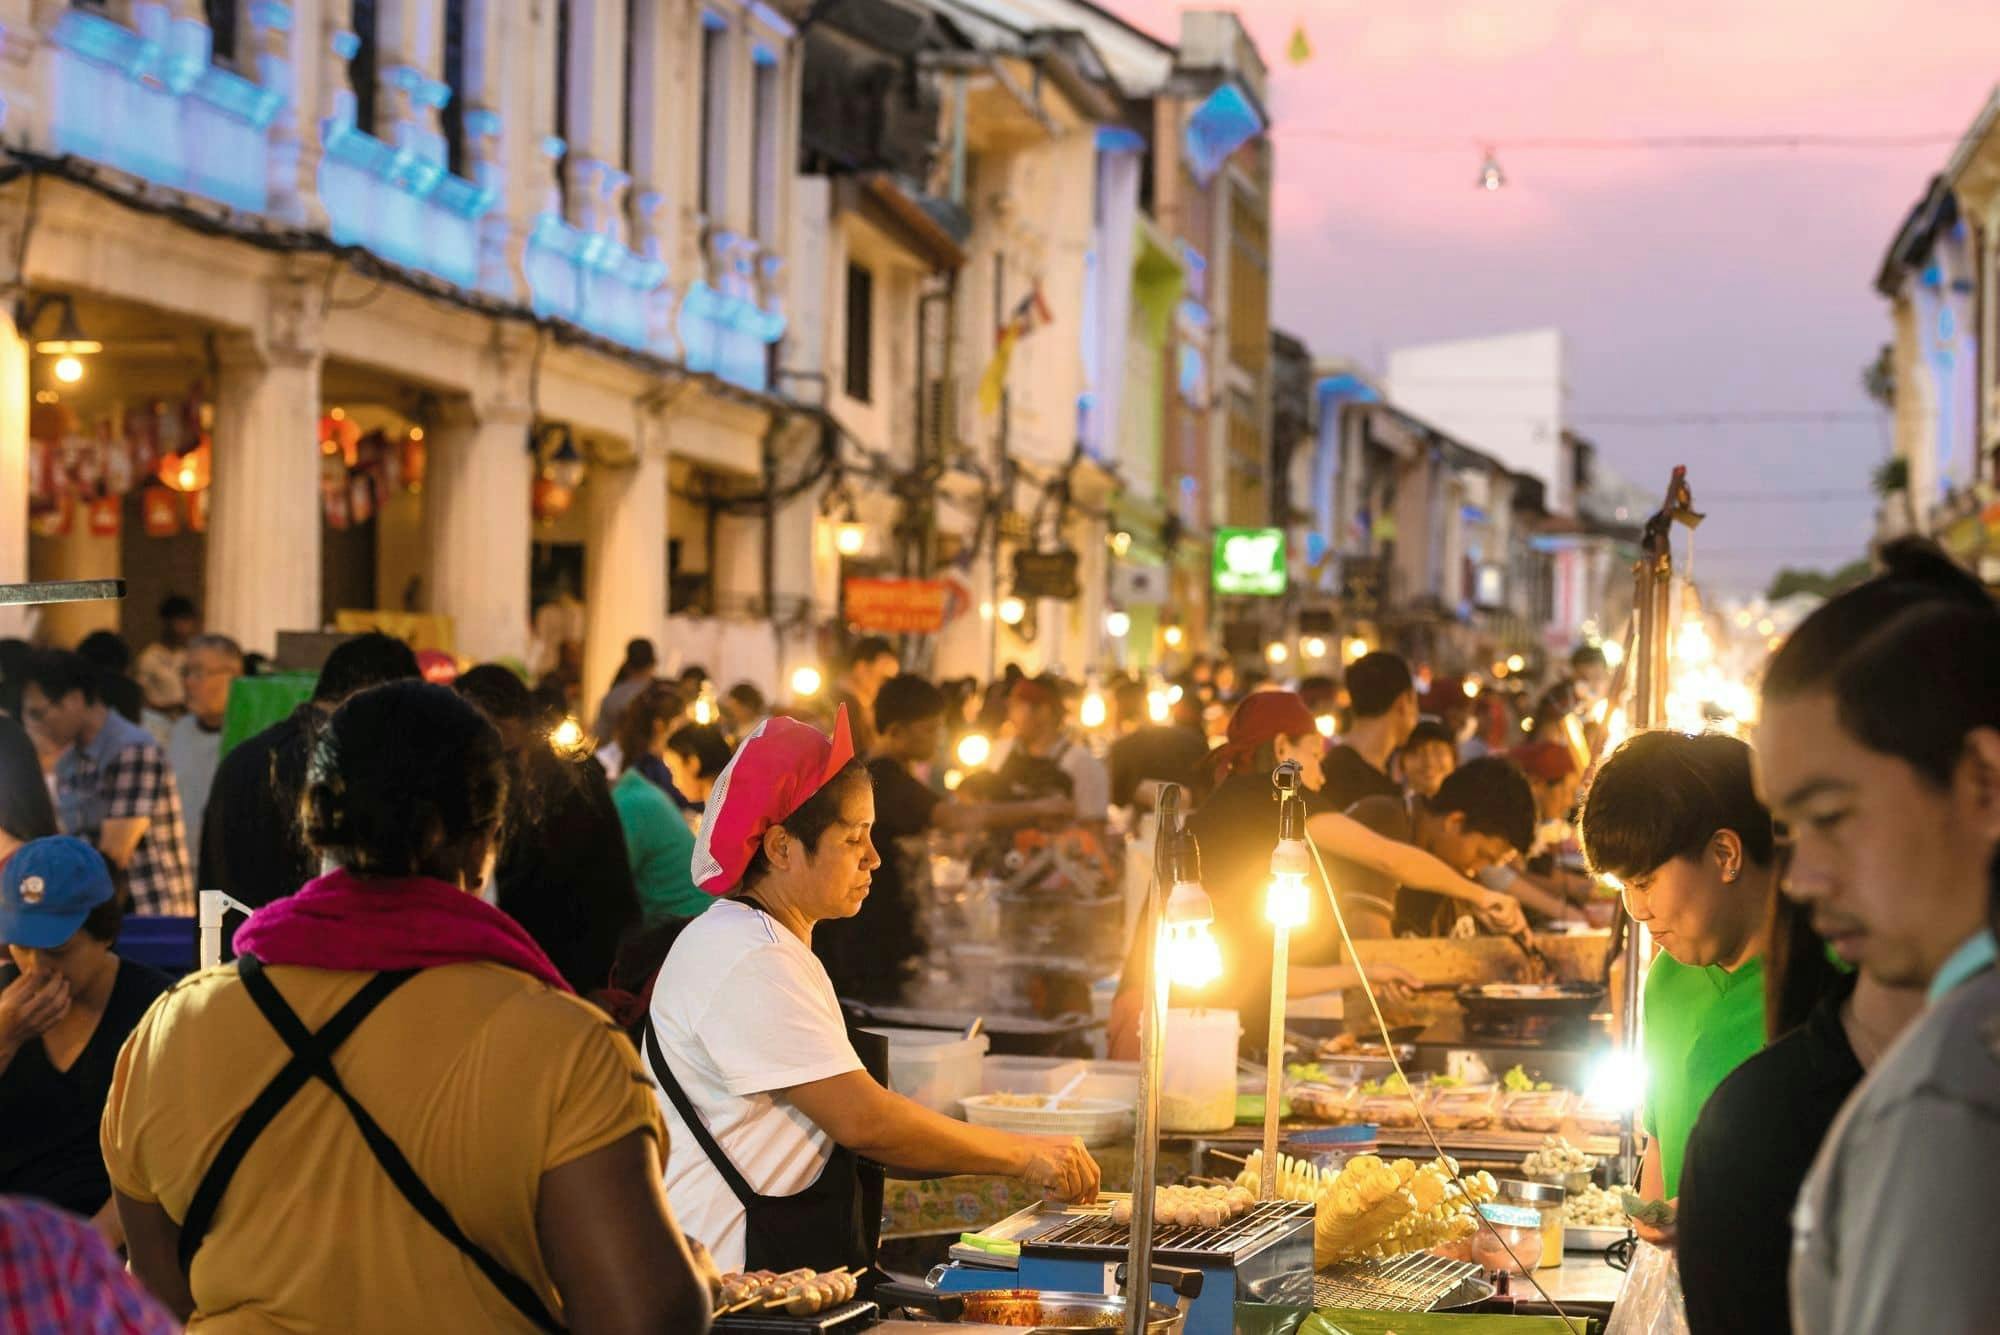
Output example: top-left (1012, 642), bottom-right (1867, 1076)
top-left (1302, 636), bottom-right (1328, 660)
top-left (1601, 638), bottom-right (1625, 669)
top-left (1267, 838), bottom-right (1312, 929)
top-left (1079, 686), bottom-right (1108, 730)
top-left (543, 431), bottom-right (586, 490)
top-left (956, 731), bottom-right (992, 768)
top-left (1147, 688), bottom-right (1171, 723)
top-left (1506, 653), bottom-right (1527, 674)
top-left (790, 665), bottom-right (823, 697)
top-left (1462, 678), bottom-right (1481, 699)
top-left (1344, 636), bottom-right (1370, 663)
top-left (1477, 147), bottom-right (1506, 192)
top-left (52, 355), bottom-right (83, 384)
top-left (1105, 609), bottom-right (1132, 639)
top-left (1160, 877), bottom-right (1221, 989)
top-left (998, 595), bottom-right (1027, 626)
top-left (1265, 641), bottom-right (1289, 665)
top-left (833, 521), bottom-right (868, 557)
top-left (1163, 624), bottom-right (1185, 649)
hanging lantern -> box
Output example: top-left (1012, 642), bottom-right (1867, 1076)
top-left (102, 421), bottom-right (134, 497)
top-left (124, 403), bottom-right (158, 475)
top-left (30, 494), bottom-right (72, 538)
top-left (65, 431), bottom-right (102, 493)
top-left (28, 438), bottom-right (54, 507)
top-left (348, 469), bottom-right (376, 525)
top-left (532, 475), bottom-right (576, 521)
top-left (185, 486), bottom-right (208, 533)
top-left (142, 485), bottom-right (181, 538)
top-left (540, 429), bottom-right (586, 490)
top-left (156, 440), bottom-right (211, 493)
top-left (400, 428), bottom-right (427, 494)
top-left (87, 495), bottom-right (120, 538)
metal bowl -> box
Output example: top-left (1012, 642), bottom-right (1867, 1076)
top-left (944, 1288), bottom-right (1186, 1332)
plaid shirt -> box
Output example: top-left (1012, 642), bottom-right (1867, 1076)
top-left (55, 712), bottom-right (194, 917)
top-left (0, 1196), bottom-right (179, 1334)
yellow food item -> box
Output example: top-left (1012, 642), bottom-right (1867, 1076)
top-left (1235, 1151), bottom-right (1498, 1266)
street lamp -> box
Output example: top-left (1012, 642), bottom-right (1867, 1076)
top-left (1105, 609), bottom-right (1132, 639)
top-left (1265, 641), bottom-right (1289, 665)
top-left (1302, 635), bottom-right (1328, 660)
top-left (834, 521), bottom-right (868, 557)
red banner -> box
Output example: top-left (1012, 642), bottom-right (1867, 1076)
top-left (845, 578), bottom-right (952, 633)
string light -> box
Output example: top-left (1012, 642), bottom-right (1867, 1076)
top-left (1080, 687), bottom-right (1108, 730)
top-left (790, 665), bottom-right (823, 697)
top-left (833, 522), bottom-right (867, 557)
top-left (1147, 688), bottom-right (1172, 723)
top-left (1105, 610), bottom-right (1132, 639)
top-left (1302, 635), bottom-right (1328, 659)
top-left (1344, 637), bottom-right (1370, 663)
top-left (1265, 641), bottom-right (1289, 665)
top-left (998, 596), bottom-right (1027, 626)
top-left (1506, 654), bottom-right (1527, 674)
top-left (1163, 624), bottom-right (1185, 649)
top-left (956, 732), bottom-right (991, 768)
top-left (1461, 679), bottom-right (1481, 699)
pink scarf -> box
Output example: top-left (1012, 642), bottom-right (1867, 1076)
top-left (234, 868), bottom-right (573, 993)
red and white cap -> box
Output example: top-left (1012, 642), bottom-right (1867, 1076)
top-left (691, 705), bottom-right (857, 896)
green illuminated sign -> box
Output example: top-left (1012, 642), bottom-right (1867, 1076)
top-left (1212, 527), bottom-right (1288, 596)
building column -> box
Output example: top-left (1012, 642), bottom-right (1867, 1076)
top-left (207, 278), bottom-right (326, 657)
top-left (582, 427), bottom-right (668, 710)
top-left (427, 360), bottom-right (534, 665)
top-left (0, 308), bottom-right (28, 639)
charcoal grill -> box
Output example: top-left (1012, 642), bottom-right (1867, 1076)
top-left (936, 1196), bottom-right (1314, 1335)
top-left (1313, 1253), bottom-right (1493, 1312)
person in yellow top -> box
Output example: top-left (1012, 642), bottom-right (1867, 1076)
top-left (102, 680), bottom-right (714, 1334)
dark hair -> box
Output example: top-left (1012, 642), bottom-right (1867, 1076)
top-left (613, 681), bottom-right (685, 773)
top-left (1570, 644), bottom-right (1608, 672)
top-left (159, 594), bottom-right (197, 623)
top-left (0, 638), bottom-right (30, 718)
top-left (1765, 541), bottom-right (1989, 704)
top-left (24, 651), bottom-right (99, 706)
top-left (1297, 674), bottom-right (1338, 711)
top-left (302, 681), bottom-right (509, 879)
top-left (314, 633), bottom-right (421, 704)
top-left (874, 674), bottom-right (947, 732)
top-left (737, 760), bottom-right (872, 895)
top-left (666, 723), bottom-right (734, 780)
top-left (76, 631), bottom-right (132, 674)
top-left (0, 716), bottom-right (57, 843)
top-left (455, 663), bottom-right (539, 724)
top-left (849, 636), bottom-right (897, 669)
top-left (1428, 756), bottom-right (1536, 854)
top-left (1403, 718), bottom-right (1458, 756)
top-left (726, 681), bottom-right (766, 713)
top-left (620, 638), bottom-right (657, 673)
top-left (1346, 652), bottom-right (1414, 719)
top-left (80, 894), bottom-right (124, 945)
top-left (1579, 731), bottom-right (1775, 881)
top-left (677, 665), bottom-right (709, 685)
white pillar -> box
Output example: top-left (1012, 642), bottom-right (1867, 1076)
top-left (207, 289), bottom-right (326, 657)
top-left (0, 308), bottom-right (27, 638)
top-left (582, 432), bottom-right (668, 708)
top-left (426, 400), bottom-right (532, 666)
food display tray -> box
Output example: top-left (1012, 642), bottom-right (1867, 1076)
top-left (713, 1299), bottom-right (877, 1333)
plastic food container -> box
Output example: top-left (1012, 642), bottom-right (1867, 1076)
top-left (865, 1027), bottom-right (990, 1115)
top-left (1076, 1060), bottom-right (1140, 1107)
top-left (1289, 1082), bottom-right (1358, 1123)
top-left (1499, 1178), bottom-right (1567, 1269)
top-left (1471, 1202), bottom-right (1545, 1276)
top-left (1160, 1008), bottom-right (1238, 1132)
top-left (1572, 1099), bottom-right (1624, 1138)
top-left (1501, 1089), bottom-right (1573, 1134)
top-left (1355, 1088), bottom-right (1426, 1130)
top-left (981, 1056), bottom-right (1087, 1096)
top-left (959, 1094), bottom-right (1134, 1146)
top-left (1426, 1086), bottom-right (1500, 1132)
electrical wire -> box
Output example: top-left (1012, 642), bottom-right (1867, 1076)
top-left (1302, 833), bottom-right (1584, 1331)
top-left (1269, 128), bottom-right (1969, 152)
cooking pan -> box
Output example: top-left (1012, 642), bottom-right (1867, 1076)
top-left (878, 1263), bottom-right (1204, 1332)
top-left (1454, 980), bottom-right (1606, 1025)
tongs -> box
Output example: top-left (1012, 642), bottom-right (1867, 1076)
top-left (1510, 929), bottom-right (1555, 982)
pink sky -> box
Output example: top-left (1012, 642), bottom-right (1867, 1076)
top-left (1101, 0), bottom-right (1997, 593)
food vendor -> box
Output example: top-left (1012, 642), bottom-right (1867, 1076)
top-left (1576, 730), bottom-right (1777, 1240)
top-left (643, 707), bottom-right (1099, 1276)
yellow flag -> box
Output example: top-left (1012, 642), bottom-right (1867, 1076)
top-left (977, 327), bottom-right (1019, 417)
top-left (1288, 22), bottom-right (1311, 64)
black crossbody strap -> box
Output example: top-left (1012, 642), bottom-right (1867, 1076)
top-left (176, 959), bottom-right (414, 1275)
top-left (642, 1020), bottom-right (761, 1209)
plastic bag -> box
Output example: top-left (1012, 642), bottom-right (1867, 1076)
top-left (1605, 1240), bottom-right (1691, 1335)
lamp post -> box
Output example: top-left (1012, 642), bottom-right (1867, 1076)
top-left (1125, 783), bottom-right (1218, 1334)
top-left (1260, 761), bottom-right (1312, 1195)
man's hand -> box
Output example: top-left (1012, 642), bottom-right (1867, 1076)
top-left (0, 969), bottom-right (70, 1052)
top-left (1630, 1197), bottom-right (1678, 1250)
top-left (1018, 1135), bottom-right (1101, 1204)
top-left (1476, 893), bottom-right (1529, 937)
top-left (1364, 962), bottom-right (1422, 1003)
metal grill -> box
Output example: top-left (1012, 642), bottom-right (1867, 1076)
top-left (1026, 1200), bottom-right (1314, 1260)
top-left (1312, 1254), bottom-right (1487, 1312)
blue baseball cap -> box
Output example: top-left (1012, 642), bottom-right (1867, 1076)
top-left (0, 836), bottom-right (115, 949)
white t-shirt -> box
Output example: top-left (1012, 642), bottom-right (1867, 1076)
top-left (647, 898), bottom-right (865, 1271)
top-left (988, 734), bottom-right (1111, 822)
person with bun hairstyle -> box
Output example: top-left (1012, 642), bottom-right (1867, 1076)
top-left (644, 707), bottom-right (1099, 1277)
top-left (104, 681), bottom-right (714, 1333)
top-left (1754, 541), bottom-right (2000, 1335)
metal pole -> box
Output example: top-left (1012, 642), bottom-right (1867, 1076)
top-left (1260, 925), bottom-right (1288, 1199)
top-left (1123, 785), bottom-right (1177, 1335)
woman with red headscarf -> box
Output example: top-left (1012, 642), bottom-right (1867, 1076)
top-left (643, 707), bottom-right (1098, 1278)
top-left (1109, 692), bottom-right (1525, 1057)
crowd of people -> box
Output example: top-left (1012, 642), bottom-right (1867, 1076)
top-left (0, 544), bottom-right (1993, 1332)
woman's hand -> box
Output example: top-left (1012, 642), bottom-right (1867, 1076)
top-left (1363, 963), bottom-right (1421, 1003)
top-left (0, 969), bottom-right (70, 1052)
top-left (1631, 1198), bottom-right (1678, 1250)
top-left (1019, 1135), bottom-right (1101, 1205)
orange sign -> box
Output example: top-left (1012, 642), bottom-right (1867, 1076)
top-left (845, 578), bottom-right (952, 633)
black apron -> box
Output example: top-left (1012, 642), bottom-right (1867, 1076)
top-left (177, 954), bottom-right (564, 1333)
top-left (643, 983), bottom-right (890, 1275)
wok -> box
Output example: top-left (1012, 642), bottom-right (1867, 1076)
top-left (1454, 980), bottom-right (1607, 1024)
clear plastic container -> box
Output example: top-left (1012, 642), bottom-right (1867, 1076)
top-left (1471, 1202), bottom-right (1545, 1276)
top-left (1355, 1088), bottom-right (1426, 1130)
top-left (1426, 1086), bottom-right (1501, 1131)
top-left (1499, 1178), bottom-right (1567, 1269)
top-left (1501, 1089), bottom-right (1574, 1134)
top-left (1289, 1082), bottom-right (1358, 1123)
top-left (981, 1056), bottom-right (1087, 1096)
top-left (1160, 1008), bottom-right (1238, 1132)
top-left (864, 1027), bottom-right (991, 1116)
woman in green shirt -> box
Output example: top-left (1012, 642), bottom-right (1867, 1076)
top-left (1578, 730), bottom-right (1779, 1242)
top-left (609, 682), bottom-right (708, 922)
